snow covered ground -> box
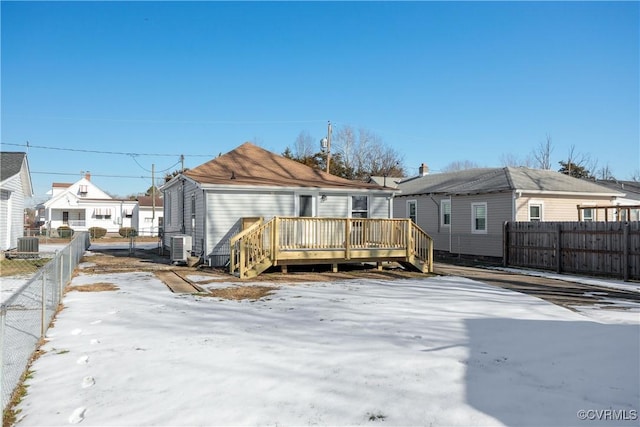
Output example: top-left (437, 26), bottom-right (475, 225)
top-left (12, 265), bottom-right (639, 426)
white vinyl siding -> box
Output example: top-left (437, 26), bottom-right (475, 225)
top-left (317, 194), bottom-right (349, 217)
top-left (0, 175), bottom-right (26, 250)
top-left (206, 190), bottom-right (295, 266)
top-left (369, 195), bottom-right (390, 218)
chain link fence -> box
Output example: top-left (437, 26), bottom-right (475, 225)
top-left (1, 232), bottom-right (90, 411)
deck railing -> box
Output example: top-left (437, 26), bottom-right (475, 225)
top-left (230, 217), bottom-right (433, 278)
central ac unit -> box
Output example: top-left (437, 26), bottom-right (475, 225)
top-left (170, 235), bottom-right (192, 264)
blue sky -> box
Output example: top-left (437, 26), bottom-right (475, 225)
top-left (2, 1), bottom-right (638, 200)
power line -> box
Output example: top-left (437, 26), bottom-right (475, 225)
top-left (3, 114), bottom-right (326, 125)
top-left (31, 171), bottom-right (151, 179)
top-left (130, 156), bottom-right (182, 173)
top-left (1, 141), bottom-right (214, 157)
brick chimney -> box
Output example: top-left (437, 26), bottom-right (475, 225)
top-left (419, 163), bottom-right (429, 176)
top-left (85, 171), bottom-right (91, 181)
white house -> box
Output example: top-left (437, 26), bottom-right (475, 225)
top-left (133, 195), bottom-right (163, 236)
top-left (161, 142), bottom-right (397, 267)
top-left (38, 173), bottom-right (137, 235)
top-left (0, 152), bottom-right (33, 250)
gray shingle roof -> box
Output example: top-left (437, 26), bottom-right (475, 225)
top-left (594, 180), bottom-right (640, 201)
top-left (184, 142), bottom-right (386, 190)
top-left (397, 167), bottom-right (624, 196)
top-left (0, 152), bottom-right (27, 182)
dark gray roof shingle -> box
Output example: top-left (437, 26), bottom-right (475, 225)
top-left (0, 152), bottom-right (27, 182)
top-left (397, 167), bottom-right (623, 196)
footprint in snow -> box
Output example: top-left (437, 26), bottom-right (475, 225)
top-left (90, 320), bottom-right (102, 325)
top-left (71, 329), bottom-right (82, 336)
top-left (69, 407), bottom-right (86, 424)
top-left (76, 355), bottom-right (89, 365)
top-left (81, 376), bottom-right (95, 388)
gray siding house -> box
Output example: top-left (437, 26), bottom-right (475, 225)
top-left (162, 142), bottom-right (396, 266)
top-left (393, 167), bottom-right (624, 258)
top-left (0, 152), bottom-right (33, 250)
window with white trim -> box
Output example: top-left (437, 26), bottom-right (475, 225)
top-left (407, 200), bottom-right (417, 224)
top-left (529, 203), bottom-right (542, 222)
top-left (471, 202), bottom-right (487, 233)
top-left (351, 195), bottom-right (368, 218)
top-left (582, 208), bottom-right (594, 222)
top-left (441, 200), bottom-right (451, 226)
top-left (78, 185), bottom-right (88, 195)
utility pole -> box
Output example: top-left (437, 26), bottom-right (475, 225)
top-left (151, 163), bottom-right (155, 222)
top-left (325, 121), bottom-right (332, 174)
top-left (180, 154), bottom-right (185, 172)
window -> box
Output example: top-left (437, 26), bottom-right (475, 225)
top-left (407, 200), bottom-right (417, 224)
top-left (78, 185), bottom-right (88, 195)
top-left (124, 208), bottom-right (133, 218)
top-left (529, 203), bottom-right (542, 222)
top-left (582, 208), bottom-right (594, 222)
top-left (471, 203), bottom-right (487, 233)
top-left (299, 195), bottom-right (313, 217)
top-left (94, 208), bottom-right (111, 220)
top-left (351, 195), bottom-right (368, 218)
top-left (441, 200), bottom-right (451, 226)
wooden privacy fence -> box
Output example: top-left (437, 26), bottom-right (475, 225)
top-left (503, 221), bottom-right (640, 281)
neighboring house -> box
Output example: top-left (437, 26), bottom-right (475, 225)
top-left (594, 179), bottom-right (640, 221)
top-left (161, 142), bottom-right (397, 267)
top-left (393, 167), bottom-right (625, 258)
top-left (368, 176), bottom-right (404, 189)
top-left (38, 173), bottom-right (137, 235)
top-left (0, 152), bottom-right (33, 250)
top-left (134, 195), bottom-right (163, 236)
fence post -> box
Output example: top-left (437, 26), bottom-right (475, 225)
top-left (57, 250), bottom-right (64, 303)
top-left (623, 222), bottom-right (630, 282)
top-left (41, 274), bottom-right (47, 337)
top-left (1, 304), bottom-right (5, 410)
top-left (503, 221), bottom-right (510, 267)
top-left (345, 218), bottom-right (351, 260)
top-left (556, 223), bottom-right (562, 274)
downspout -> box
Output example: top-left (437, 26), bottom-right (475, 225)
top-left (180, 178), bottom-right (185, 234)
top-left (513, 190), bottom-right (521, 221)
top-left (202, 189), bottom-right (207, 265)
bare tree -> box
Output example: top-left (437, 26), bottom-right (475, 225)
top-left (631, 170), bottom-right (640, 182)
top-left (500, 153), bottom-right (533, 168)
top-left (562, 144), bottom-right (593, 178)
top-left (293, 130), bottom-right (316, 159)
top-left (441, 160), bottom-right (480, 172)
top-left (332, 124), bottom-right (405, 179)
top-left (595, 164), bottom-right (615, 180)
top-left (531, 134), bottom-right (554, 169)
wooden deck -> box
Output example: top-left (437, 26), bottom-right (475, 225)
top-left (229, 217), bottom-right (433, 279)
